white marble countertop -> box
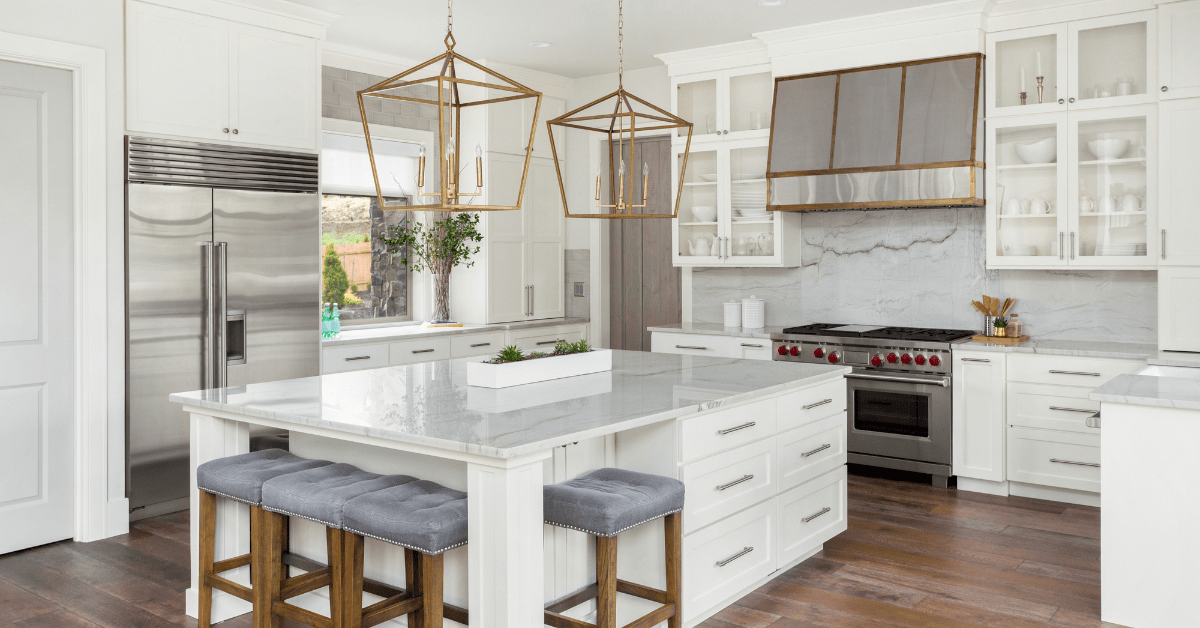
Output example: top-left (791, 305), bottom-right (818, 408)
top-left (1090, 365), bottom-right (1200, 411)
top-left (956, 338), bottom-right (1158, 360)
top-left (171, 350), bottom-right (849, 459)
top-left (647, 322), bottom-right (784, 339)
top-left (1148, 352), bottom-right (1200, 368)
top-left (323, 317), bottom-right (590, 347)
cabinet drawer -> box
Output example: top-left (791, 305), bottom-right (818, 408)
top-left (510, 329), bottom-right (584, 354)
top-left (451, 332), bottom-right (505, 358)
top-left (1007, 427), bottom-right (1101, 493)
top-left (1007, 354), bottom-right (1141, 388)
top-left (776, 378), bottom-right (847, 433)
top-left (777, 415), bottom-right (847, 493)
top-left (682, 438), bottom-right (776, 534)
top-left (731, 337), bottom-right (773, 361)
top-left (682, 499), bottom-right (776, 624)
top-left (680, 398), bottom-right (777, 463)
top-left (650, 332), bottom-right (732, 357)
top-left (323, 344), bottom-right (389, 373)
top-left (1008, 382), bottom-right (1101, 434)
top-left (389, 337), bottom-right (451, 365)
top-left (778, 466), bottom-right (847, 566)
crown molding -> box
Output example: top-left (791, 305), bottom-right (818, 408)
top-left (987, 0), bottom-right (1154, 31)
top-left (320, 41), bottom-right (420, 78)
top-left (754, 0), bottom-right (992, 52)
top-left (655, 40), bottom-right (769, 77)
top-left (133, 0), bottom-right (341, 38)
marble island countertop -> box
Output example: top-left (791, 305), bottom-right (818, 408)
top-left (1090, 365), bottom-right (1200, 411)
top-left (647, 322), bottom-right (784, 339)
top-left (956, 338), bottom-right (1159, 360)
top-left (324, 317), bottom-right (589, 347)
top-left (171, 350), bottom-right (849, 459)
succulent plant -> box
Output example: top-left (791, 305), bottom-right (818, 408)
top-left (993, 317), bottom-right (1008, 328)
top-left (495, 345), bottom-right (525, 363)
top-left (527, 351), bottom-right (547, 359)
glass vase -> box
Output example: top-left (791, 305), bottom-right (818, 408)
top-left (432, 273), bottom-right (453, 323)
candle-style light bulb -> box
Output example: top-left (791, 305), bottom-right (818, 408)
top-left (619, 159), bottom-right (625, 175)
top-left (475, 143), bottom-right (482, 159)
top-left (474, 143), bottom-right (483, 188)
top-left (642, 163), bottom-right (649, 176)
top-left (417, 144), bottom-right (426, 188)
top-left (595, 167), bottom-right (602, 202)
top-left (642, 162), bottom-right (650, 203)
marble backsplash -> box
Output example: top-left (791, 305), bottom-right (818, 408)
top-left (692, 208), bottom-right (1157, 344)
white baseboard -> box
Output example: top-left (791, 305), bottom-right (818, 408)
top-left (105, 498), bottom-right (130, 537)
top-left (130, 497), bottom-right (189, 522)
top-left (1009, 481), bottom-right (1100, 507)
top-left (186, 587), bottom-right (252, 623)
top-left (956, 477), bottom-right (1009, 497)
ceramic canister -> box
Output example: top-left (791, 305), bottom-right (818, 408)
top-left (742, 295), bottom-right (765, 329)
top-left (724, 301), bottom-right (742, 328)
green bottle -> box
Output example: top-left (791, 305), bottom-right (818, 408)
top-left (321, 303), bottom-right (330, 338)
top-left (331, 303), bottom-right (341, 337)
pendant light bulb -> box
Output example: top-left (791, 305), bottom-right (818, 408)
top-left (619, 159), bottom-right (625, 175)
top-left (475, 143), bottom-right (482, 158)
top-left (643, 163), bottom-right (649, 176)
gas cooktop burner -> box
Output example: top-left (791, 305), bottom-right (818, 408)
top-left (779, 323), bottom-right (975, 343)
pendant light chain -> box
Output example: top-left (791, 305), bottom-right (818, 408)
top-left (617, 0), bottom-right (624, 88)
top-left (447, 0), bottom-right (453, 35)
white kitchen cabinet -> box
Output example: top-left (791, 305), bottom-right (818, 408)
top-left (1159, 0), bottom-right (1200, 100)
top-left (649, 332), bottom-right (775, 360)
top-left (1158, 98), bottom-right (1200, 265)
top-left (319, 325), bottom-right (588, 374)
top-left (487, 91), bottom-right (565, 158)
top-left (126, 1), bottom-right (318, 151)
top-left (674, 66), bottom-right (774, 145)
top-left (1006, 426), bottom-right (1101, 493)
top-left (952, 351), bottom-right (1007, 483)
top-left (986, 11), bottom-right (1157, 118)
top-left (1159, 266), bottom-right (1200, 352)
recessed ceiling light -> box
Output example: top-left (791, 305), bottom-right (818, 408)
top-left (529, 41), bottom-right (553, 48)
top-left (758, 0), bottom-right (786, 5)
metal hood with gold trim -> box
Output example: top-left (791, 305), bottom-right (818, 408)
top-left (767, 53), bottom-right (984, 211)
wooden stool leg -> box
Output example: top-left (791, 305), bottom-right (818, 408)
top-left (596, 535), bottom-right (618, 628)
top-left (405, 549), bottom-right (423, 627)
top-left (664, 512), bottom-right (682, 628)
top-left (198, 491), bottom-right (216, 628)
top-left (254, 508), bottom-right (285, 628)
top-left (332, 531), bottom-right (365, 628)
top-left (420, 553), bottom-right (444, 628)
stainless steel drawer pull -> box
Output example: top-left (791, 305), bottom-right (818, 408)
top-left (675, 345), bottom-right (708, 350)
top-left (1049, 406), bottom-right (1096, 414)
top-left (962, 358), bottom-right (991, 363)
top-left (470, 342), bottom-right (491, 348)
top-left (1049, 370), bottom-right (1101, 377)
top-left (1086, 412), bottom-right (1101, 429)
top-left (716, 475), bottom-right (754, 491)
top-left (1050, 459), bottom-right (1099, 468)
top-left (803, 399), bottom-right (833, 410)
top-left (717, 422), bottom-right (756, 435)
top-left (741, 343), bottom-right (764, 348)
top-left (344, 356), bottom-right (372, 361)
top-left (537, 339), bottom-right (564, 346)
top-left (802, 507), bottom-right (832, 523)
top-left (412, 349), bottom-right (436, 354)
top-left (801, 443), bottom-right (832, 458)
top-left (716, 546), bottom-right (753, 567)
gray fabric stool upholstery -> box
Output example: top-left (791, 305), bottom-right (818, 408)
top-left (196, 449), bottom-right (332, 506)
top-left (342, 480), bottom-right (468, 555)
top-left (261, 464), bottom-right (418, 529)
top-left (544, 468), bottom-right (685, 537)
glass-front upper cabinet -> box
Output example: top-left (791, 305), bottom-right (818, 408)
top-left (987, 11), bottom-right (1157, 117)
top-left (674, 147), bottom-right (721, 264)
top-left (987, 115), bottom-right (1068, 266)
top-left (673, 66), bottom-right (774, 143)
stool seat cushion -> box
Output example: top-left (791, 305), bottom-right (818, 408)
top-left (261, 464), bottom-right (418, 529)
top-left (196, 449), bottom-right (332, 506)
top-left (544, 468), bottom-right (685, 537)
top-left (342, 480), bottom-right (468, 555)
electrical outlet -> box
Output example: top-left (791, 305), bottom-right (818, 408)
top-left (574, 282), bottom-right (585, 297)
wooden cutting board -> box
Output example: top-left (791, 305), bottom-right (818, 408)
top-left (971, 334), bottom-right (1030, 344)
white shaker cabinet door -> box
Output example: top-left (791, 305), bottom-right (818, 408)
top-left (228, 23), bottom-right (317, 150)
top-left (527, 158), bottom-right (565, 320)
top-left (1160, 267), bottom-right (1200, 352)
top-left (486, 153), bottom-right (530, 323)
top-left (126, 1), bottom-right (230, 142)
top-left (1159, 0), bottom-right (1200, 100)
top-left (1159, 99), bottom-right (1200, 265)
top-left (952, 351), bottom-right (1007, 482)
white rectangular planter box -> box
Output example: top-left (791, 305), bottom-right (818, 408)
top-left (467, 349), bottom-right (613, 388)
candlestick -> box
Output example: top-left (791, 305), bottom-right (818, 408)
top-left (1036, 76), bottom-right (1044, 104)
top-left (1037, 51), bottom-right (1042, 77)
top-left (1020, 91), bottom-right (1027, 106)
top-left (1021, 67), bottom-right (1026, 92)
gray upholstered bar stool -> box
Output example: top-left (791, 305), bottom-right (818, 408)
top-left (195, 449), bottom-right (332, 628)
top-left (542, 468), bottom-right (685, 628)
top-left (341, 480), bottom-right (471, 628)
top-left (258, 463), bottom-right (419, 628)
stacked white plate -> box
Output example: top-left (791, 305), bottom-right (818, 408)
top-left (732, 188), bottom-right (768, 217)
top-left (1005, 245), bottom-right (1039, 256)
top-left (1095, 243), bottom-right (1146, 256)
top-left (734, 209), bottom-right (772, 222)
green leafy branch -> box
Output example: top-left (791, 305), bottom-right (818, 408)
top-left (379, 212), bottom-right (483, 276)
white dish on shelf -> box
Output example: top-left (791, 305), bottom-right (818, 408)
top-left (1014, 137), bottom-right (1057, 164)
top-left (691, 205), bottom-right (717, 222)
top-left (700, 174), bottom-right (718, 182)
top-left (732, 216), bottom-right (772, 222)
top-left (1087, 138), bottom-right (1130, 160)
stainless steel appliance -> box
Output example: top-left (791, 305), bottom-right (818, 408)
top-left (125, 136), bottom-right (319, 515)
top-left (771, 324), bottom-right (974, 487)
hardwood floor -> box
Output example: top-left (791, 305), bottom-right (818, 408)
top-left (0, 472), bottom-right (1100, 628)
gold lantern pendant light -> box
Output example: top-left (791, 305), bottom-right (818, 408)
top-left (357, 0), bottom-right (543, 212)
top-left (546, 0), bottom-right (694, 219)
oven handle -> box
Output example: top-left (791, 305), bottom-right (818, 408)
top-left (845, 373), bottom-right (950, 388)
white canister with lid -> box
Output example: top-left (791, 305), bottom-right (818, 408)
top-left (723, 301), bottom-right (742, 328)
top-left (742, 295), bottom-right (765, 329)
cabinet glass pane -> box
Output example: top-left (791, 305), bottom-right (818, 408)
top-left (1077, 22), bottom-right (1147, 102)
top-left (995, 124), bottom-right (1060, 258)
top-left (1076, 116), bottom-right (1148, 259)
top-left (832, 67), bottom-right (903, 169)
top-left (996, 35), bottom-right (1058, 108)
top-left (900, 58), bottom-right (978, 164)
top-left (768, 74), bottom-right (836, 173)
top-left (729, 146), bottom-right (772, 259)
top-left (729, 72), bottom-right (773, 133)
top-left (678, 150), bottom-right (719, 257)
top-left (678, 79), bottom-right (717, 137)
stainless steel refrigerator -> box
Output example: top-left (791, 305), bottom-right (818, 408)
top-left (125, 136), bottom-right (320, 515)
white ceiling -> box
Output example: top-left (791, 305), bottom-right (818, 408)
top-left (294, 0), bottom-right (951, 78)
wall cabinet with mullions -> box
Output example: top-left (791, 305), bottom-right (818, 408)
top-left (673, 66), bottom-right (774, 144)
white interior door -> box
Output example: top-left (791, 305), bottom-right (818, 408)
top-left (0, 59), bottom-right (75, 554)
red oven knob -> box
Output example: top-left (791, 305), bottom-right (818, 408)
top-left (778, 345), bottom-right (788, 355)
top-left (915, 355), bottom-right (927, 365)
top-left (900, 353), bottom-right (912, 364)
top-left (870, 355), bottom-right (883, 367)
top-left (887, 352), bottom-right (898, 363)
top-left (789, 346), bottom-right (800, 356)
top-left (929, 355), bottom-right (941, 366)
top-left (828, 352), bottom-right (840, 364)
top-left (813, 348), bottom-right (825, 358)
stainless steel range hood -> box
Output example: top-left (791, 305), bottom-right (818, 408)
top-left (766, 53), bottom-right (984, 211)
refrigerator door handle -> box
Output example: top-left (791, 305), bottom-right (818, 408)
top-left (201, 242), bottom-right (216, 390)
top-left (215, 242), bottom-right (228, 389)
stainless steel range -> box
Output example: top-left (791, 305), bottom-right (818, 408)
top-left (771, 323), bottom-right (975, 488)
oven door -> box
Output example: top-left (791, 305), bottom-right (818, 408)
top-left (845, 371), bottom-right (952, 466)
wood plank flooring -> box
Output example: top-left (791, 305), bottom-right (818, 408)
top-left (0, 472), bottom-right (1100, 627)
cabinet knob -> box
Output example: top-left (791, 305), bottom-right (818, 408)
top-left (232, 129), bottom-right (239, 135)
top-left (222, 128), bottom-right (229, 133)
top-left (723, 130), bottom-right (729, 135)
top-left (1058, 98), bottom-right (1065, 104)
top-left (1162, 85), bottom-right (1169, 92)
top-left (1068, 98), bottom-right (1075, 103)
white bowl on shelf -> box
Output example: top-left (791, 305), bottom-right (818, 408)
top-left (1014, 138), bottom-right (1057, 164)
top-left (691, 205), bottom-right (717, 222)
top-left (1086, 138), bottom-right (1130, 160)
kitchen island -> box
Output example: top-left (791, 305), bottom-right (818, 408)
top-left (171, 350), bottom-right (849, 627)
